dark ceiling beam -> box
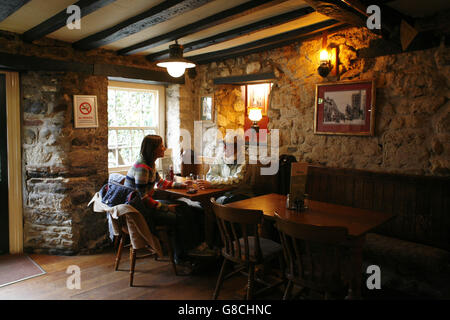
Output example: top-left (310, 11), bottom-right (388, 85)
top-left (22, 0), bottom-right (117, 42)
top-left (213, 72), bottom-right (276, 85)
top-left (147, 6), bottom-right (316, 61)
top-left (118, 0), bottom-right (288, 55)
top-left (188, 20), bottom-right (346, 65)
top-left (0, 52), bottom-right (183, 84)
top-left (303, 0), bottom-right (367, 27)
top-left (303, 0), bottom-right (411, 35)
top-left (0, 0), bottom-right (31, 23)
top-left (73, 0), bottom-right (213, 51)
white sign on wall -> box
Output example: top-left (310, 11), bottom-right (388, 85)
top-left (73, 95), bottom-right (98, 128)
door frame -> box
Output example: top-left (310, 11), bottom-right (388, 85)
top-left (0, 71), bottom-right (23, 253)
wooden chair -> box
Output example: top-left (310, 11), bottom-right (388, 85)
top-left (112, 214), bottom-right (177, 287)
top-left (210, 198), bottom-right (284, 300)
top-left (274, 214), bottom-right (351, 299)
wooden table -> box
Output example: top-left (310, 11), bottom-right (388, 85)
top-left (227, 193), bottom-right (395, 299)
top-left (158, 185), bottom-right (233, 248)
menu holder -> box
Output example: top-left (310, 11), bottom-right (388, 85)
top-left (288, 162), bottom-right (309, 209)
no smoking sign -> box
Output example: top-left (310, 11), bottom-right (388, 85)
top-left (79, 102), bottom-right (92, 115)
top-left (73, 95), bottom-right (98, 128)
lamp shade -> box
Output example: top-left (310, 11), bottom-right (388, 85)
top-left (156, 42), bottom-right (196, 78)
top-left (157, 61), bottom-right (195, 77)
top-left (319, 49), bottom-right (329, 62)
top-left (248, 107), bottom-right (263, 122)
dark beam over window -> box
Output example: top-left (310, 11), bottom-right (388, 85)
top-left (187, 20), bottom-right (345, 64)
top-left (0, 0), bottom-right (31, 23)
top-left (118, 0), bottom-right (287, 56)
top-left (23, 0), bottom-right (117, 42)
top-left (0, 52), bottom-right (183, 84)
top-left (147, 7), bottom-right (316, 61)
top-left (73, 0), bottom-right (213, 51)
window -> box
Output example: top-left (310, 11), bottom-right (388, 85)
top-left (107, 81), bottom-right (165, 172)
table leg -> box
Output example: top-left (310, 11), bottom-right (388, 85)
top-left (200, 199), bottom-right (217, 248)
top-left (347, 236), bottom-right (365, 300)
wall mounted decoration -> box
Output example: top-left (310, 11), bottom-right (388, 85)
top-left (246, 83), bottom-right (271, 116)
top-left (73, 95), bottom-right (98, 128)
top-left (314, 80), bottom-right (375, 136)
top-left (200, 94), bottom-right (214, 123)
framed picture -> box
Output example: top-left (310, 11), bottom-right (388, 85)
top-left (73, 95), bottom-right (98, 128)
top-left (314, 80), bottom-right (375, 136)
top-left (200, 95), bottom-right (214, 122)
top-left (246, 83), bottom-right (271, 116)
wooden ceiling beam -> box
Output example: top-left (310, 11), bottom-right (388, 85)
top-left (73, 0), bottom-right (213, 50)
top-left (0, 52), bottom-right (183, 84)
top-left (23, 0), bottom-right (117, 42)
top-left (303, 0), bottom-right (367, 27)
top-left (0, 0), bottom-right (31, 23)
top-left (303, 0), bottom-right (411, 36)
top-left (118, 0), bottom-right (288, 55)
top-left (147, 6), bottom-right (316, 61)
top-left (187, 20), bottom-right (346, 65)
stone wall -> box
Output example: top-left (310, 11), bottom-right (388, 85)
top-left (0, 28), bottom-right (170, 255)
top-left (166, 78), bottom-right (200, 172)
top-left (22, 71), bottom-right (109, 255)
top-left (183, 27), bottom-right (450, 176)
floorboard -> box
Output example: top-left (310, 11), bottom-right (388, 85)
top-left (0, 249), bottom-right (418, 300)
top-left (0, 249), bottom-right (260, 300)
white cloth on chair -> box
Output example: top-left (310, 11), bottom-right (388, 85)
top-left (88, 192), bottom-right (163, 256)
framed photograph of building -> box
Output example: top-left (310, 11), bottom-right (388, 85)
top-left (200, 95), bottom-right (214, 123)
top-left (314, 80), bottom-right (375, 136)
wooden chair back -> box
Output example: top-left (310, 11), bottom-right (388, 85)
top-left (274, 214), bottom-right (349, 295)
top-left (210, 197), bottom-right (263, 264)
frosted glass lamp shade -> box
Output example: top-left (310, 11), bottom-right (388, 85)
top-left (248, 108), bottom-right (263, 122)
top-left (156, 61), bottom-right (196, 78)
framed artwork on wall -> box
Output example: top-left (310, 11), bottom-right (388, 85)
top-left (200, 94), bottom-right (214, 123)
top-left (73, 95), bottom-right (98, 128)
top-left (314, 80), bottom-right (375, 136)
top-left (246, 83), bottom-right (271, 116)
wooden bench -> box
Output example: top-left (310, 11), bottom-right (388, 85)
top-left (305, 165), bottom-right (450, 298)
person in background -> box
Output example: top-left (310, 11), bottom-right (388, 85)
top-left (125, 134), bottom-right (203, 271)
top-left (196, 138), bottom-right (253, 204)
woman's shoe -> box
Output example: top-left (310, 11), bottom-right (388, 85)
top-left (175, 259), bottom-right (198, 275)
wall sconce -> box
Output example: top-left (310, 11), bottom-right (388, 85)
top-left (318, 49), bottom-right (332, 77)
top-left (156, 40), bottom-right (196, 78)
top-left (248, 107), bottom-right (262, 132)
top-left (317, 31), bottom-right (339, 78)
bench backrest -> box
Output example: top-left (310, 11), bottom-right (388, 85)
top-left (305, 166), bottom-right (450, 251)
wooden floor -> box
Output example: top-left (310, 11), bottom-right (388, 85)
top-left (0, 249), bottom-right (419, 300)
top-left (0, 248), bottom-right (279, 300)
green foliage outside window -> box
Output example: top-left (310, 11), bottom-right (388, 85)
top-left (108, 87), bottom-right (158, 168)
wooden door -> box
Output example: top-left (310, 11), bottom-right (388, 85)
top-left (0, 74), bottom-right (8, 254)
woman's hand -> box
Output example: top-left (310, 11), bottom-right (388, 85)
top-left (184, 180), bottom-right (194, 188)
top-left (195, 179), bottom-right (212, 189)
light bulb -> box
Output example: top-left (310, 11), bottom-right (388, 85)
top-left (166, 63), bottom-right (186, 78)
top-left (248, 108), bottom-right (262, 122)
top-left (320, 49), bottom-right (329, 63)
top-left (157, 61), bottom-right (195, 78)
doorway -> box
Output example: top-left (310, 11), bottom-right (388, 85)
top-left (0, 74), bottom-right (8, 254)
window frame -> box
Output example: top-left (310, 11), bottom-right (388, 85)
top-left (107, 80), bottom-right (165, 173)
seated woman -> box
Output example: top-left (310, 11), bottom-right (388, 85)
top-left (124, 134), bottom-right (204, 269)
